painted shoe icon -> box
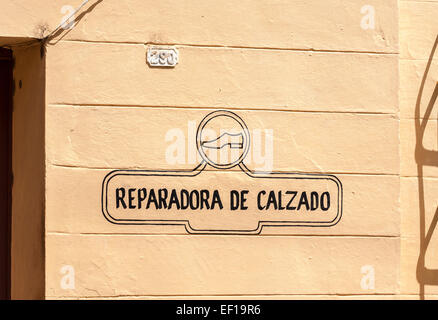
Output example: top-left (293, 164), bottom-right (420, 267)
top-left (201, 132), bottom-right (244, 150)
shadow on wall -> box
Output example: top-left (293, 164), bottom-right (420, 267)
top-left (415, 34), bottom-right (438, 300)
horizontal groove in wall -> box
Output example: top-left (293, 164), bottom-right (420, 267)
top-left (46, 232), bottom-right (400, 238)
top-left (49, 163), bottom-right (400, 177)
top-left (49, 103), bottom-right (399, 117)
top-left (57, 39), bottom-right (399, 56)
top-left (46, 293), bottom-right (400, 299)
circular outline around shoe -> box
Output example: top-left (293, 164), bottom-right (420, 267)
top-left (196, 110), bottom-right (251, 169)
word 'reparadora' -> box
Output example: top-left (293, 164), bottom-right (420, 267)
top-left (115, 187), bottom-right (330, 212)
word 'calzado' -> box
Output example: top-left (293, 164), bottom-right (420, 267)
top-left (115, 188), bottom-right (331, 211)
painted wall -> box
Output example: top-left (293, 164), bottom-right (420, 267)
top-left (43, 0), bottom-right (400, 299)
top-left (1, 0), bottom-right (435, 299)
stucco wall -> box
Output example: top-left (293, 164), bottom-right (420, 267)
top-left (3, 0), bottom-right (436, 299)
top-left (37, 0), bottom-right (400, 299)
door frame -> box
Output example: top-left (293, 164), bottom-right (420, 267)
top-left (0, 47), bottom-right (12, 300)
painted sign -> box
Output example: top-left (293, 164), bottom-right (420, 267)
top-left (101, 110), bottom-right (343, 234)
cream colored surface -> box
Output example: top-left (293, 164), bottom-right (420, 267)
top-left (40, 0), bottom-right (401, 299)
top-left (46, 43), bottom-right (398, 113)
top-left (0, 0), bottom-right (398, 52)
top-left (9, 0), bottom-right (438, 299)
top-left (46, 235), bottom-right (399, 297)
top-left (47, 166), bottom-right (398, 236)
top-left (47, 107), bottom-right (399, 173)
top-left (399, 0), bottom-right (438, 299)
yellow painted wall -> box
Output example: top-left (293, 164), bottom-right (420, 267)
top-left (0, 0), bottom-right (435, 299)
top-left (399, 0), bottom-right (438, 299)
top-left (44, 0), bottom-right (400, 299)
